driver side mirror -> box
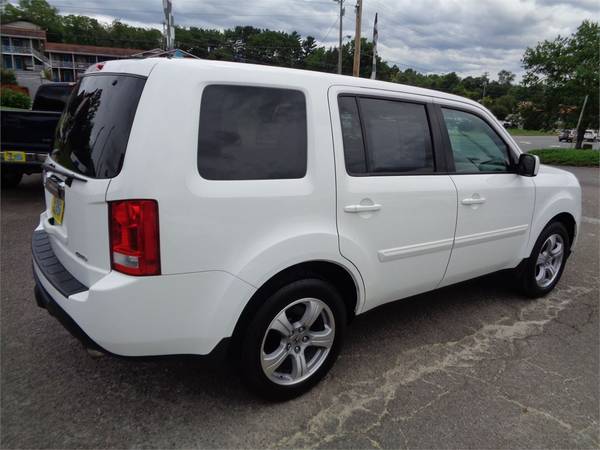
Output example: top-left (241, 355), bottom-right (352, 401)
top-left (517, 153), bottom-right (539, 177)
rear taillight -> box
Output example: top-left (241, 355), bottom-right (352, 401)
top-left (109, 200), bottom-right (160, 276)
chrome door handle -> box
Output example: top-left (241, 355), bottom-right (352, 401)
top-left (344, 204), bottom-right (382, 213)
top-left (461, 197), bottom-right (486, 205)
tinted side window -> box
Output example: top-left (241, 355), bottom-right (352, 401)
top-left (338, 96), bottom-right (367, 174)
top-left (198, 85), bottom-right (307, 180)
top-left (358, 98), bottom-right (434, 173)
top-left (442, 108), bottom-right (512, 173)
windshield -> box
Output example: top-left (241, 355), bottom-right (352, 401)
top-left (51, 74), bottom-right (146, 179)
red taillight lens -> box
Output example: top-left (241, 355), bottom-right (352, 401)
top-left (109, 200), bottom-right (160, 276)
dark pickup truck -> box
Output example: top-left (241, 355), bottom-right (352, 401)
top-left (1, 82), bottom-right (74, 188)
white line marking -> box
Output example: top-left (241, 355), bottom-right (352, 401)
top-left (582, 216), bottom-right (600, 225)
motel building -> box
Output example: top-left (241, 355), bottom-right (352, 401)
top-left (1, 21), bottom-right (142, 83)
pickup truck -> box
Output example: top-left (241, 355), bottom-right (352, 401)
top-left (1, 82), bottom-right (74, 188)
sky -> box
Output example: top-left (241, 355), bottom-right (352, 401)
top-left (40, 0), bottom-right (598, 79)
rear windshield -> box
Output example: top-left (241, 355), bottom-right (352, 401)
top-left (32, 84), bottom-right (74, 112)
top-left (51, 74), bottom-right (146, 179)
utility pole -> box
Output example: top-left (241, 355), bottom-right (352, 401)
top-left (352, 0), bottom-right (362, 77)
top-left (334, 0), bottom-right (344, 74)
top-left (370, 12), bottom-right (378, 79)
top-left (574, 94), bottom-right (589, 149)
top-left (163, 0), bottom-right (174, 51)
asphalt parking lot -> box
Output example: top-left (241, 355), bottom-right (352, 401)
top-left (516, 135), bottom-right (599, 152)
top-left (1, 168), bottom-right (598, 449)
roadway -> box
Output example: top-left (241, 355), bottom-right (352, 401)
top-left (1, 168), bottom-right (598, 449)
top-left (513, 135), bottom-right (599, 152)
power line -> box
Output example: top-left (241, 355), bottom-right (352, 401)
top-left (50, 3), bottom-right (335, 19)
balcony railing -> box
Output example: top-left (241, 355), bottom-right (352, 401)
top-left (2, 44), bottom-right (33, 54)
top-left (2, 45), bottom-right (49, 65)
top-left (52, 60), bottom-right (74, 68)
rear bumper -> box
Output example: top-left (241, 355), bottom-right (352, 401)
top-left (1, 152), bottom-right (46, 173)
top-left (33, 269), bottom-right (104, 352)
top-left (32, 229), bottom-right (256, 358)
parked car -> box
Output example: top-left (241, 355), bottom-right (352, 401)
top-left (583, 129), bottom-right (598, 142)
top-left (558, 129), bottom-right (575, 142)
top-left (1, 82), bottom-right (74, 188)
top-left (33, 59), bottom-right (581, 400)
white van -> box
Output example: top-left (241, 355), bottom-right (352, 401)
top-left (33, 58), bottom-right (581, 399)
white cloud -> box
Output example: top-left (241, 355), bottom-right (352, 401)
top-left (45, 0), bottom-right (597, 78)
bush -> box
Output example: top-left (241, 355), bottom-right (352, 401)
top-left (0, 88), bottom-right (31, 109)
top-left (0, 68), bottom-right (17, 85)
top-left (529, 149), bottom-right (599, 167)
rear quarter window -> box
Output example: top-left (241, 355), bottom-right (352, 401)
top-left (197, 85), bottom-right (307, 180)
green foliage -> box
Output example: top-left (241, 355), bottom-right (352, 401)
top-left (2, 0), bottom-right (597, 137)
top-left (522, 20), bottom-right (599, 146)
top-left (0, 68), bottom-right (17, 85)
top-left (1, 0), bottom-right (64, 41)
top-left (529, 149), bottom-right (599, 167)
top-left (0, 88), bottom-right (31, 109)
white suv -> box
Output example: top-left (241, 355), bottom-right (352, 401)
top-left (33, 58), bottom-right (581, 399)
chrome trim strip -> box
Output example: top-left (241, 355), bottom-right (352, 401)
top-left (453, 224), bottom-right (529, 249)
top-left (378, 238), bottom-right (454, 262)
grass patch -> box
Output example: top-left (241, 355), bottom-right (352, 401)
top-left (0, 105), bottom-right (29, 111)
top-left (529, 148), bottom-right (599, 167)
top-left (506, 129), bottom-right (556, 136)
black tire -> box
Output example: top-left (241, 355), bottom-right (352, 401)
top-left (517, 221), bottom-right (570, 297)
top-left (239, 278), bottom-right (347, 401)
top-left (1, 169), bottom-right (23, 188)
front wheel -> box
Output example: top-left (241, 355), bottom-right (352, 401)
top-left (239, 278), bottom-right (347, 400)
top-left (517, 221), bottom-right (570, 297)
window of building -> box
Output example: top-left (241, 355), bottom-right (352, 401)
top-left (197, 85), bottom-right (307, 180)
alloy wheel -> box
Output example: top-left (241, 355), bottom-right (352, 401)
top-left (260, 298), bottom-right (335, 386)
top-left (535, 233), bottom-right (564, 288)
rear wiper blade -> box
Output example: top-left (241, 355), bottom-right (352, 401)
top-left (43, 161), bottom-right (88, 184)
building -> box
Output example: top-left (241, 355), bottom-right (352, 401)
top-left (1, 21), bottom-right (143, 83)
top-left (45, 42), bottom-right (143, 82)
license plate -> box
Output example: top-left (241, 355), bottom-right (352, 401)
top-left (51, 196), bottom-right (65, 225)
top-left (2, 151), bottom-right (26, 163)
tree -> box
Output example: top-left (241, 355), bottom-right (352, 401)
top-left (522, 20), bottom-right (599, 147)
top-left (62, 15), bottom-right (108, 46)
top-left (497, 70), bottom-right (516, 86)
top-left (1, 0), bottom-right (64, 41)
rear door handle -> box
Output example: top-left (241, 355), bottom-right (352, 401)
top-left (461, 197), bottom-right (486, 205)
top-left (344, 204), bottom-right (382, 213)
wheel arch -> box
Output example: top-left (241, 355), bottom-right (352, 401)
top-left (527, 210), bottom-right (577, 259)
top-left (229, 260), bottom-right (362, 357)
top-left (547, 212), bottom-right (577, 250)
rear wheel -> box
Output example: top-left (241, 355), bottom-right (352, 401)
top-left (239, 278), bottom-right (346, 400)
top-left (517, 221), bottom-right (569, 297)
top-left (1, 169), bottom-right (23, 188)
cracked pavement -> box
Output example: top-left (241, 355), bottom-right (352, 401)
top-left (1, 167), bottom-right (598, 449)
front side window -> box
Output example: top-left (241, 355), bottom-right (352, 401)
top-left (442, 108), bottom-right (512, 173)
top-left (339, 96), bottom-right (434, 174)
top-left (198, 85), bottom-right (307, 180)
